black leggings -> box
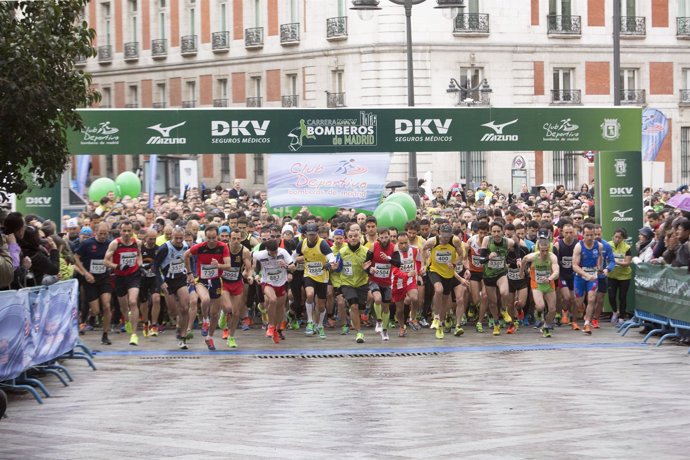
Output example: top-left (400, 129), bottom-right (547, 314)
top-left (608, 278), bottom-right (631, 316)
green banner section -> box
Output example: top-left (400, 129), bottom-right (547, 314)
top-left (14, 180), bottom-right (62, 225)
top-left (68, 107), bottom-right (642, 155)
top-left (595, 150), bottom-right (644, 246)
top-left (635, 264), bottom-right (690, 323)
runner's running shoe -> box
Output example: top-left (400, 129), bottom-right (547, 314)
top-left (419, 317), bottom-right (430, 328)
top-left (125, 321), bottom-right (133, 335)
top-left (356, 332), bottom-right (365, 343)
top-left (493, 325), bottom-right (501, 336)
top-left (430, 317), bottom-right (440, 330)
top-left (129, 333), bottom-right (138, 346)
top-left (541, 327), bottom-right (552, 338)
top-left (290, 318), bottom-right (300, 330)
top-left (201, 319), bottom-right (210, 337)
top-left (408, 319), bottom-right (420, 331)
top-left (227, 337), bottom-right (237, 348)
top-left (179, 339), bottom-right (188, 350)
top-left (506, 325), bottom-right (516, 334)
top-left (571, 322), bottom-right (581, 331)
top-left (318, 325), bottom-right (326, 339)
top-left (205, 337), bottom-right (216, 350)
top-left (375, 321), bottom-right (383, 333)
top-left (278, 330), bottom-right (286, 340)
top-left (218, 311), bottom-right (227, 329)
top-left (475, 322), bottom-right (484, 333)
top-left (185, 330), bottom-right (194, 340)
top-left (150, 325), bottom-right (159, 337)
top-left (610, 312), bottom-right (619, 324)
top-left (435, 327), bottom-right (444, 339)
top-left (101, 333), bottom-right (112, 345)
top-left (266, 325), bottom-right (275, 338)
top-left (592, 319), bottom-right (600, 329)
top-left (272, 329), bottom-right (280, 344)
top-left (454, 326), bottom-right (464, 337)
top-left (143, 323), bottom-right (149, 337)
top-left (501, 310), bottom-right (512, 323)
top-left (381, 330), bottom-right (389, 341)
top-left (583, 324), bottom-right (592, 335)
top-left (398, 326), bottom-right (407, 338)
top-left (222, 328), bottom-right (229, 340)
top-left (305, 321), bottom-right (315, 336)
top-left (341, 325), bottom-right (350, 335)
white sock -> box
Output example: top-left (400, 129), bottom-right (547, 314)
top-left (306, 302), bottom-right (314, 323)
top-left (319, 310), bottom-right (326, 327)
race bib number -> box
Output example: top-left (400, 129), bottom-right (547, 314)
top-left (535, 270), bottom-right (550, 284)
top-left (200, 264), bottom-right (218, 279)
top-left (471, 255), bottom-right (482, 267)
top-left (401, 258), bottom-right (414, 273)
top-left (561, 257), bottom-right (572, 269)
top-left (342, 261), bottom-right (353, 276)
top-left (374, 263), bottom-right (391, 278)
top-left (90, 259), bottom-right (106, 275)
top-left (168, 261), bottom-right (185, 276)
top-left (488, 258), bottom-right (505, 270)
top-left (435, 250), bottom-right (452, 264)
top-left (222, 267), bottom-right (241, 281)
top-left (583, 267), bottom-right (597, 275)
top-left (306, 262), bottom-right (324, 277)
top-left (507, 268), bottom-right (522, 281)
top-left (267, 269), bottom-right (282, 283)
top-left (119, 251), bottom-right (137, 269)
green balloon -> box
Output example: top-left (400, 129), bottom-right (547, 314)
top-left (88, 177), bottom-right (117, 202)
top-left (266, 200), bottom-right (302, 218)
top-left (385, 193), bottom-right (417, 220)
top-left (373, 202), bottom-right (408, 231)
top-left (307, 206), bottom-right (338, 220)
top-left (115, 171), bottom-right (141, 198)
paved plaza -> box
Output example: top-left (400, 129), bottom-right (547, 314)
top-left (2, 322), bottom-right (690, 459)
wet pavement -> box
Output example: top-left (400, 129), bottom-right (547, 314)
top-left (2, 321), bottom-right (690, 459)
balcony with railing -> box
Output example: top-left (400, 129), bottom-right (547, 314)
top-left (550, 89), bottom-right (582, 105)
top-left (453, 13), bottom-right (490, 35)
top-left (245, 27), bottom-right (264, 49)
top-left (280, 23), bottom-right (300, 45)
top-left (153, 102), bottom-right (167, 108)
top-left (182, 100), bottom-right (196, 108)
top-left (620, 89), bottom-right (646, 105)
top-left (619, 16), bottom-right (646, 37)
top-left (124, 41), bottom-right (139, 61)
top-left (678, 17), bottom-right (690, 38)
top-left (152, 39), bottom-right (167, 58)
top-left (212, 31), bottom-right (230, 51)
top-left (75, 54), bottom-right (87, 66)
top-left (213, 99), bottom-right (228, 107)
top-left (246, 97), bottom-right (262, 107)
top-left (327, 92), bottom-right (346, 108)
top-left (98, 45), bottom-right (112, 63)
top-left (547, 15), bottom-right (581, 36)
top-left (282, 95), bottom-right (299, 108)
top-left (181, 35), bottom-right (197, 55)
top-left (124, 103), bottom-right (139, 108)
top-left (680, 89), bottom-right (690, 105)
top-left (327, 17), bottom-right (347, 40)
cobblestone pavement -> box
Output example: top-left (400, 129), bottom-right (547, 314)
top-left (2, 322), bottom-right (690, 459)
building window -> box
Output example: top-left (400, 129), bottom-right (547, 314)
top-left (253, 154), bottom-right (264, 184)
top-left (127, 85), bottom-right (138, 107)
top-left (101, 2), bottom-right (112, 46)
top-left (289, 0), bottom-right (298, 22)
top-left (253, 0), bottom-right (261, 26)
top-left (155, 82), bottom-right (166, 107)
top-left (158, 1), bottom-right (167, 39)
top-left (219, 1), bottom-right (227, 31)
top-left (552, 67), bottom-right (577, 102)
top-left (682, 127), bottom-right (690, 183)
top-left (620, 68), bottom-right (639, 101)
top-left (187, 4), bottom-right (196, 35)
top-left (101, 87), bottom-right (112, 107)
top-left (220, 155), bottom-right (231, 183)
top-left (128, 0), bottom-right (138, 41)
top-left (457, 67), bottom-right (483, 102)
top-left (548, 0), bottom-right (571, 15)
top-left (106, 156), bottom-right (114, 177)
top-left (458, 151), bottom-right (485, 186)
top-left (184, 80), bottom-right (196, 107)
top-left (552, 151), bottom-right (578, 191)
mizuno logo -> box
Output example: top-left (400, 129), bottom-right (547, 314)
top-left (482, 119), bottom-right (518, 134)
top-left (612, 208), bottom-right (634, 222)
top-left (613, 209), bottom-right (632, 218)
top-left (147, 122), bottom-right (186, 137)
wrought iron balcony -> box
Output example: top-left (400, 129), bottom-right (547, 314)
top-left (181, 35), bottom-right (197, 55)
top-left (98, 45), bottom-right (112, 63)
top-left (681, 89), bottom-right (690, 105)
top-left (246, 97), bottom-right (262, 107)
top-left (182, 100), bottom-right (196, 108)
top-left (280, 23), bottom-right (300, 45)
top-left (212, 31), bottom-right (230, 51)
top-left (550, 89), bottom-right (582, 104)
top-left (620, 89), bottom-right (646, 105)
top-left (453, 89), bottom-right (491, 106)
top-left (124, 103), bottom-right (139, 108)
top-left (282, 95), bottom-right (299, 108)
top-left (245, 27), bottom-right (264, 49)
top-left (327, 16), bottom-right (347, 40)
top-left (326, 92), bottom-right (346, 108)
top-left (619, 16), bottom-right (646, 36)
top-left (213, 98), bottom-right (228, 107)
top-left (75, 54), bottom-right (87, 66)
top-left (152, 102), bottom-right (167, 108)
top-left (152, 39), bottom-right (167, 58)
top-left (547, 14), bottom-right (581, 36)
top-left (677, 17), bottom-right (690, 38)
top-left (124, 41), bottom-right (139, 61)
top-left (453, 13), bottom-right (490, 35)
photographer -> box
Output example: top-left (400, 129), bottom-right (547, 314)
top-left (10, 212), bottom-right (60, 287)
top-left (0, 210), bottom-right (21, 289)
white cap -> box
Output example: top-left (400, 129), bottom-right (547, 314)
top-left (282, 224), bottom-right (294, 235)
top-left (66, 218), bottom-right (79, 228)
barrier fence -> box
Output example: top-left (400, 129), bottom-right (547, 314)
top-left (0, 280), bottom-right (95, 406)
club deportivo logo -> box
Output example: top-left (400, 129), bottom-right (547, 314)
top-left (481, 119), bottom-right (518, 142)
top-left (81, 121), bottom-right (120, 145)
top-left (601, 118), bottom-right (621, 141)
top-left (542, 118), bottom-right (580, 142)
top-left (146, 121), bottom-right (187, 144)
top-left (612, 208), bottom-right (633, 222)
top-left (614, 158), bottom-right (627, 177)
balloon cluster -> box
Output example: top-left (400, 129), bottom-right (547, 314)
top-left (373, 193), bottom-right (417, 231)
top-left (88, 171), bottom-right (141, 202)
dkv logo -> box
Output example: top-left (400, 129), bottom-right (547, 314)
top-left (211, 120), bottom-right (270, 136)
top-left (610, 187), bottom-right (634, 197)
top-left (25, 197), bottom-right (52, 206)
top-left (394, 119), bottom-right (452, 135)
top-left (146, 121), bottom-right (187, 144)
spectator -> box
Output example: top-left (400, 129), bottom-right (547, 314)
top-left (228, 179), bottom-right (247, 199)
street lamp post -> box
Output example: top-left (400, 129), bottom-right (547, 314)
top-left (351, 0), bottom-right (465, 205)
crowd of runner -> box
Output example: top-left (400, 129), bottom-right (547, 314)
top-left (1, 178), bottom-right (688, 349)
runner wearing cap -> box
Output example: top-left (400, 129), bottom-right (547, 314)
top-left (520, 238), bottom-right (560, 338)
top-left (422, 224), bottom-right (465, 339)
top-left (294, 223), bottom-right (336, 339)
top-left (104, 220), bottom-right (143, 346)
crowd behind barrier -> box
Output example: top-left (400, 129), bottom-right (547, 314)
top-left (0, 280), bottom-right (94, 409)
